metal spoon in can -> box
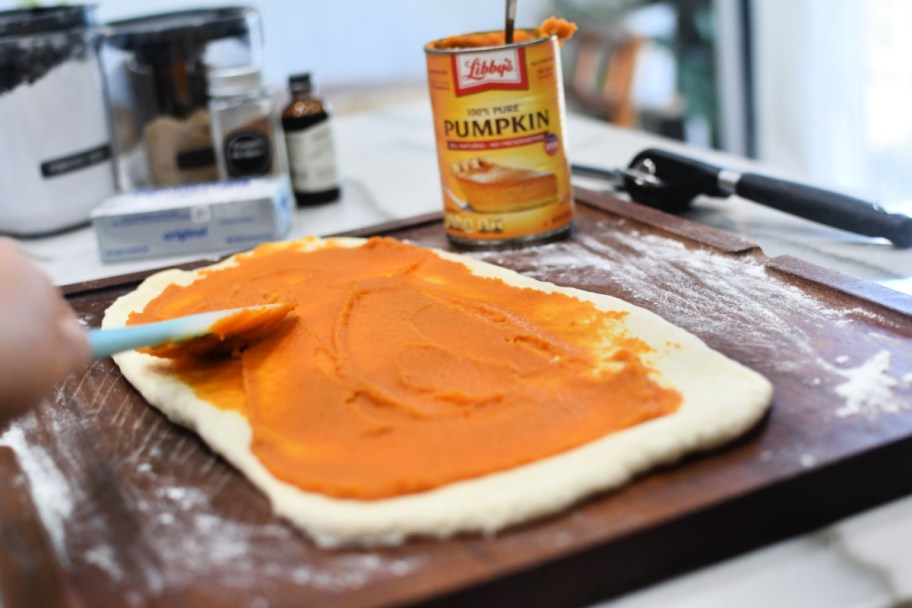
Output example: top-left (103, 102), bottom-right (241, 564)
top-left (505, 0), bottom-right (517, 44)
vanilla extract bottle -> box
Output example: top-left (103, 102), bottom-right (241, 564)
top-left (281, 73), bottom-right (341, 205)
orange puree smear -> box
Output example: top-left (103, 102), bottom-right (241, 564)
top-left (128, 238), bottom-right (680, 500)
top-left (209, 303), bottom-right (293, 341)
top-left (141, 303), bottom-right (294, 360)
top-left (432, 16), bottom-right (577, 49)
top-left (539, 15), bottom-right (578, 41)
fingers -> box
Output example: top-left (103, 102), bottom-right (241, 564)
top-left (0, 240), bottom-right (89, 422)
top-left (55, 296), bottom-right (91, 374)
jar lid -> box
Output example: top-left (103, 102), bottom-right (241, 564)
top-left (288, 72), bottom-right (313, 92)
top-left (103, 7), bottom-right (256, 51)
top-left (208, 66), bottom-right (264, 97)
top-left (0, 6), bottom-right (95, 38)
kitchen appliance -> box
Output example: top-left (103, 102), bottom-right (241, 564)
top-left (0, 5), bottom-right (116, 236)
top-left (100, 7), bottom-right (263, 190)
top-left (572, 148), bottom-right (912, 247)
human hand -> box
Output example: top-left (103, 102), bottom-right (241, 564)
top-left (0, 239), bottom-right (90, 424)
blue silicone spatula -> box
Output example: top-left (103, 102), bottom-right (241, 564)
top-left (88, 303), bottom-right (292, 360)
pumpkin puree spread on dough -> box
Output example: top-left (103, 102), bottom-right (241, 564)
top-left (141, 303), bottom-right (294, 359)
top-left (128, 237), bottom-right (681, 500)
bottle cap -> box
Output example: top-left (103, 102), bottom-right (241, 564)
top-left (208, 66), bottom-right (263, 97)
top-left (288, 72), bottom-right (313, 93)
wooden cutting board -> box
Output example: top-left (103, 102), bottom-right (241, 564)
top-left (2, 188), bottom-right (911, 608)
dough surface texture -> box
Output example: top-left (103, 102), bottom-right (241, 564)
top-left (104, 237), bottom-right (773, 547)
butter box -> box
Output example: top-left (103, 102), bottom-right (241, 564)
top-left (91, 177), bottom-right (292, 262)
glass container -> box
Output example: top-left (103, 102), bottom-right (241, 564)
top-left (0, 5), bottom-right (116, 235)
top-left (208, 66), bottom-right (281, 180)
top-left (100, 7), bottom-right (263, 189)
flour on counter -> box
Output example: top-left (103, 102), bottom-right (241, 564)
top-left (289, 555), bottom-right (424, 593)
top-left (0, 422), bottom-right (77, 562)
top-left (0, 378), bottom-right (425, 599)
top-left (800, 453), bottom-right (818, 468)
top-left (84, 545), bottom-right (125, 581)
top-left (472, 226), bottom-right (910, 420)
top-left (835, 351), bottom-right (901, 418)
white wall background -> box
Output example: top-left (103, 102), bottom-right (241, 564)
top-left (80, 0), bottom-right (556, 89)
top-left (752, 0), bottom-right (912, 204)
top-left (6, 0), bottom-right (909, 205)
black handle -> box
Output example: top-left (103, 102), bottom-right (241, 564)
top-left (626, 148), bottom-right (723, 212)
top-left (737, 173), bottom-right (912, 248)
top-left (630, 148), bottom-right (912, 248)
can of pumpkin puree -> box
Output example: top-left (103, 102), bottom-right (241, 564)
top-left (425, 27), bottom-right (574, 247)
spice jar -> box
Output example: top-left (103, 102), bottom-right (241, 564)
top-left (281, 73), bottom-right (340, 205)
top-left (208, 66), bottom-right (280, 180)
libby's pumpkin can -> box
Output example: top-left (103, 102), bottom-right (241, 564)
top-left (424, 28), bottom-right (574, 247)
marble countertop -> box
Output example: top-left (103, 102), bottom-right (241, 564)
top-left (14, 94), bottom-right (912, 607)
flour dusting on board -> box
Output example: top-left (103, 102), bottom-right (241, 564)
top-left (834, 350), bottom-right (902, 418)
top-left (0, 422), bottom-right (77, 561)
top-left (0, 363), bottom-right (426, 601)
top-left (129, 468), bottom-right (425, 593)
top-left (472, 226), bottom-right (911, 420)
top-left (290, 555), bottom-right (425, 592)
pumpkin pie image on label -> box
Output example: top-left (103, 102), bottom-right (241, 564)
top-left (450, 157), bottom-right (559, 213)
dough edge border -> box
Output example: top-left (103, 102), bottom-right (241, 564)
top-left (104, 236), bottom-right (773, 548)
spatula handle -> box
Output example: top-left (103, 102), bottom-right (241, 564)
top-left (89, 324), bottom-right (178, 360)
top-left (87, 309), bottom-right (231, 360)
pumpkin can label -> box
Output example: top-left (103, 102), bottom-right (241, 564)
top-left (425, 32), bottom-right (574, 246)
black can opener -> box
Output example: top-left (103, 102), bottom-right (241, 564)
top-left (571, 148), bottom-right (912, 248)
